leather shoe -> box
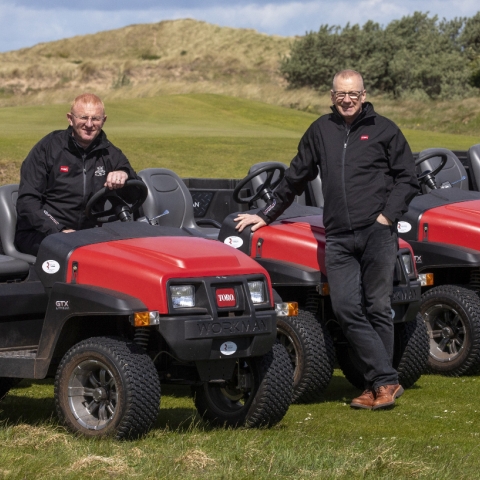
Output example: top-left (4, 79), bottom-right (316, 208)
top-left (350, 389), bottom-right (375, 409)
top-left (372, 384), bottom-right (404, 410)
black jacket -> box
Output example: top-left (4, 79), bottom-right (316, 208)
top-left (258, 102), bottom-right (419, 235)
top-left (15, 127), bottom-right (138, 237)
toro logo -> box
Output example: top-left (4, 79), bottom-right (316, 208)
top-left (60, 166), bottom-right (69, 173)
top-left (216, 288), bottom-right (236, 307)
top-left (360, 135), bottom-right (369, 141)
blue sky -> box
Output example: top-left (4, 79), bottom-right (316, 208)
top-left (0, 0), bottom-right (478, 52)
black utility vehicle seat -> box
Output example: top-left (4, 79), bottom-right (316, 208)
top-left (0, 184), bottom-right (36, 264)
top-left (248, 161), bottom-right (324, 208)
top-left (0, 254), bottom-right (30, 282)
top-left (466, 144), bottom-right (480, 191)
top-left (416, 148), bottom-right (469, 193)
top-left (138, 168), bottom-right (220, 239)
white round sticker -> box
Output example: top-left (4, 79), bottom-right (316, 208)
top-left (42, 260), bottom-right (60, 274)
top-left (397, 221), bottom-right (412, 233)
top-left (391, 309), bottom-right (396, 319)
top-left (220, 341), bottom-right (237, 355)
top-left (223, 236), bottom-right (243, 249)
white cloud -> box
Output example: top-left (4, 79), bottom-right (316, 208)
top-left (0, 0), bottom-right (478, 52)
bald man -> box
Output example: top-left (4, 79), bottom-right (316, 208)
top-left (235, 70), bottom-right (419, 410)
top-left (15, 93), bottom-right (139, 255)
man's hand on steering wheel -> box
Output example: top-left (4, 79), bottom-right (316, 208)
top-left (104, 170), bottom-right (128, 190)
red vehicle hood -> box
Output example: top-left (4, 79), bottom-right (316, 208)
top-left (253, 214), bottom-right (413, 272)
top-left (67, 236), bottom-right (270, 312)
top-left (419, 200), bottom-right (480, 250)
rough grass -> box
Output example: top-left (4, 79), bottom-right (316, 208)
top-left (1, 94), bottom-right (479, 186)
top-left (0, 372), bottom-right (479, 479)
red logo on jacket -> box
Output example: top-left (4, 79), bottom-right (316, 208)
top-left (360, 135), bottom-right (369, 141)
top-left (60, 166), bottom-right (69, 173)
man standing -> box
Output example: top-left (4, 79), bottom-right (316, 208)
top-left (15, 93), bottom-right (139, 255)
top-left (235, 69), bottom-right (419, 410)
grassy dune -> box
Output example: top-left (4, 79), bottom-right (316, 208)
top-left (1, 18), bottom-right (480, 139)
top-left (1, 94), bottom-right (479, 186)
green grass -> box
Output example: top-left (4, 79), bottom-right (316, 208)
top-left (1, 94), bottom-right (479, 186)
top-left (1, 372), bottom-right (479, 479)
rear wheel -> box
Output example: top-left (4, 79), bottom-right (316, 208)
top-left (420, 285), bottom-right (480, 376)
top-left (336, 314), bottom-right (429, 389)
top-left (55, 337), bottom-right (161, 440)
top-left (277, 310), bottom-right (335, 403)
top-left (193, 343), bottom-right (293, 427)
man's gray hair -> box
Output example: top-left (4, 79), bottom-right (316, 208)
top-left (332, 70), bottom-right (364, 90)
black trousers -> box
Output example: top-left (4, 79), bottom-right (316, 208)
top-left (14, 228), bottom-right (46, 256)
top-left (325, 221), bottom-right (398, 390)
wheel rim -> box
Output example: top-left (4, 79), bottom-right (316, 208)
top-left (424, 303), bottom-right (467, 362)
top-left (277, 328), bottom-right (300, 382)
top-left (67, 359), bottom-right (118, 430)
top-left (206, 360), bottom-right (256, 416)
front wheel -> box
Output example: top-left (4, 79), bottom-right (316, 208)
top-left (55, 337), bottom-right (161, 440)
top-left (420, 285), bottom-right (480, 376)
top-left (193, 343), bottom-right (293, 427)
top-left (277, 310), bottom-right (335, 403)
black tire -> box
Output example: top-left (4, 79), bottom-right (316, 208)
top-left (193, 343), bottom-right (293, 428)
top-left (277, 310), bottom-right (335, 403)
top-left (55, 337), bottom-right (161, 440)
top-left (335, 314), bottom-right (429, 389)
top-left (0, 378), bottom-right (21, 401)
top-left (393, 314), bottom-right (429, 388)
top-left (335, 342), bottom-right (364, 390)
top-left (420, 285), bottom-right (480, 376)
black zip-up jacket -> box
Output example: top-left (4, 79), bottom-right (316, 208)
top-left (15, 127), bottom-right (139, 237)
top-left (258, 102), bottom-right (419, 235)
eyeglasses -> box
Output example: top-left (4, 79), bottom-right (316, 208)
top-left (70, 112), bottom-right (105, 123)
top-left (332, 91), bottom-right (364, 101)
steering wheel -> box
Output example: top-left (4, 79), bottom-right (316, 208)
top-left (85, 179), bottom-right (148, 223)
top-left (415, 149), bottom-right (449, 190)
top-left (233, 163), bottom-right (286, 207)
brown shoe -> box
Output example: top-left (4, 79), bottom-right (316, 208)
top-left (350, 389), bottom-right (375, 410)
top-left (372, 384), bottom-right (404, 410)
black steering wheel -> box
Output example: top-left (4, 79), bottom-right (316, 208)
top-left (233, 163), bottom-right (286, 207)
top-left (85, 179), bottom-right (148, 223)
top-left (415, 149), bottom-right (449, 190)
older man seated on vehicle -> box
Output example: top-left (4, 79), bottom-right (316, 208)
top-left (15, 93), bottom-right (139, 256)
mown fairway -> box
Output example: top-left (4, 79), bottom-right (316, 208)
top-left (1, 94), bottom-right (479, 184)
top-left (1, 94), bottom-right (480, 479)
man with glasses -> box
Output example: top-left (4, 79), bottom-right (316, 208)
top-left (235, 69), bottom-right (418, 410)
top-left (15, 93), bottom-right (139, 255)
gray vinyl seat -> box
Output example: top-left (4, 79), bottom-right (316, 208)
top-left (248, 161), bottom-right (324, 208)
top-left (138, 168), bottom-right (220, 239)
top-left (0, 254), bottom-right (30, 281)
top-left (0, 184), bottom-right (36, 264)
top-left (416, 148), bottom-right (469, 193)
top-left (466, 144), bottom-right (480, 191)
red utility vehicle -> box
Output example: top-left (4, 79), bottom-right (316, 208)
top-left (0, 180), bottom-right (293, 439)
top-left (137, 167), bottom-right (428, 400)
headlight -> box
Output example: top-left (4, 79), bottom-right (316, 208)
top-left (170, 285), bottom-right (195, 308)
top-left (248, 280), bottom-right (266, 304)
top-left (401, 253), bottom-right (414, 276)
